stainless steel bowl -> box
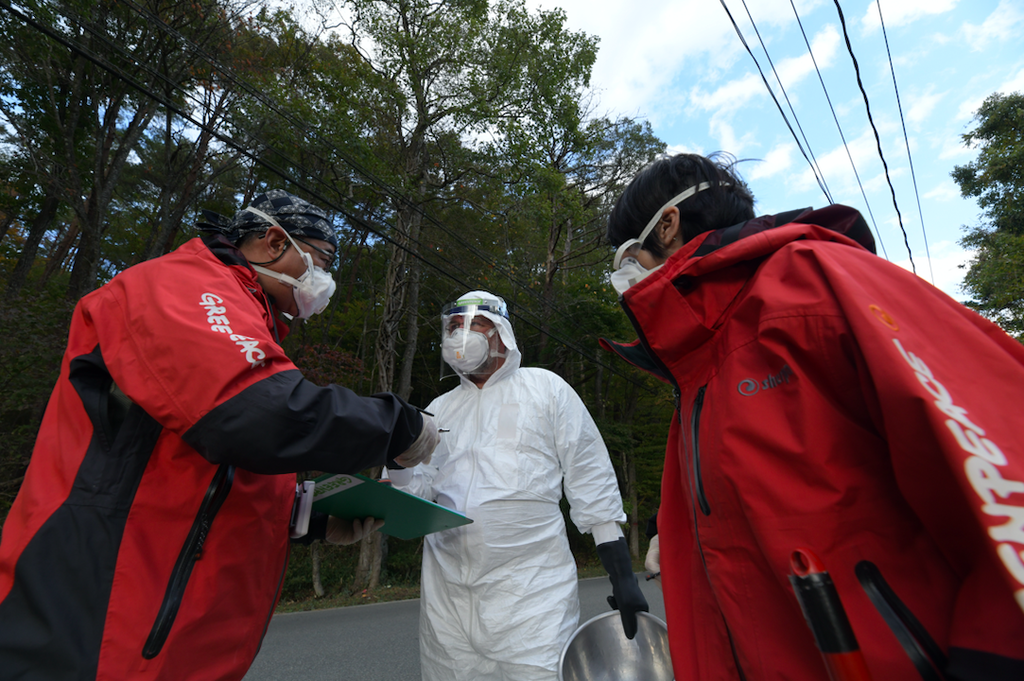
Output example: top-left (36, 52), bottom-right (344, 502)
top-left (558, 610), bottom-right (674, 681)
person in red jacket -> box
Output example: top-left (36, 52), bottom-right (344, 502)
top-left (0, 190), bottom-right (439, 681)
top-left (601, 153), bottom-right (1024, 681)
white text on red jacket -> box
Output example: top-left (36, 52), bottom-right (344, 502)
top-left (894, 338), bottom-right (1024, 613)
top-left (200, 293), bottom-right (266, 368)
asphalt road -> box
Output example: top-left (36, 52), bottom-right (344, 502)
top-left (243, 573), bottom-right (666, 681)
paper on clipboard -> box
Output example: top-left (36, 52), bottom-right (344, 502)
top-left (311, 472), bottom-right (472, 540)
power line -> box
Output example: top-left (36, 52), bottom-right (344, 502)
top-left (0, 0), bottom-right (657, 393)
top-left (737, 0), bottom-right (833, 205)
top-left (718, 0), bottom-right (834, 204)
top-left (787, 0), bottom-right (888, 259)
top-left (876, 0), bottom-right (932, 283)
top-left (831, 0), bottom-right (915, 272)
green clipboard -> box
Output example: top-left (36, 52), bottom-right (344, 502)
top-left (311, 472), bottom-right (472, 540)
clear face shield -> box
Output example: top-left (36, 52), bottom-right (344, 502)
top-left (439, 299), bottom-right (509, 380)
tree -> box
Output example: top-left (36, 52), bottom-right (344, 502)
top-left (0, 0), bottom-right (250, 300)
top-left (952, 91), bottom-right (1024, 339)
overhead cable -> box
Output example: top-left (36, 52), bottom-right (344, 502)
top-left (718, 0), bottom-right (834, 204)
top-left (831, 0), bottom-right (915, 273)
top-left (738, 0), bottom-right (833, 205)
top-left (787, 0), bottom-right (888, 259)
top-left (876, 0), bottom-right (932, 282)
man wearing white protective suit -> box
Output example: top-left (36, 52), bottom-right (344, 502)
top-left (387, 291), bottom-right (648, 681)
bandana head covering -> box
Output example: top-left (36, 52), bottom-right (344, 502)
top-left (202, 189), bottom-right (337, 247)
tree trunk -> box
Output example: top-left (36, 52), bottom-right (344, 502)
top-left (39, 218), bottom-right (80, 289)
top-left (396, 221), bottom-right (424, 401)
top-left (0, 213), bottom-right (14, 247)
top-left (353, 465), bottom-right (385, 590)
top-left (6, 195), bottom-right (59, 297)
top-left (311, 542), bottom-right (325, 598)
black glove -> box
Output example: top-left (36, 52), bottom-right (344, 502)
top-left (597, 537), bottom-right (649, 639)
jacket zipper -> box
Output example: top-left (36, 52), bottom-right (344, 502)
top-left (142, 464), bottom-right (235, 659)
top-left (691, 386), bottom-right (710, 516)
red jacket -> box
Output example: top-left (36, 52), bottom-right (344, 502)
top-left (0, 235), bottom-right (421, 680)
top-left (602, 206), bottom-right (1024, 680)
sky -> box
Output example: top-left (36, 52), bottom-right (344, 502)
top-left (526, 0), bottom-right (1024, 301)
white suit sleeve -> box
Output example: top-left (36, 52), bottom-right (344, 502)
top-left (552, 376), bottom-right (627, 534)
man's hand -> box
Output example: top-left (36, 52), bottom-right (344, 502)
top-left (645, 534), bottom-right (661, 590)
top-left (597, 537), bottom-right (649, 639)
top-left (325, 516), bottom-right (384, 545)
top-left (394, 413), bottom-right (440, 468)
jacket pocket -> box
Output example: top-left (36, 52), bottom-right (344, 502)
top-left (856, 560), bottom-right (948, 680)
top-left (142, 464), bottom-right (235, 659)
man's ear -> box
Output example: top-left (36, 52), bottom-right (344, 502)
top-left (658, 207), bottom-right (682, 247)
top-left (262, 225), bottom-right (290, 259)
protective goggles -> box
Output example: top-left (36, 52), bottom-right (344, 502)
top-left (612, 181), bottom-right (722, 269)
top-left (293, 236), bottom-right (337, 271)
top-left (442, 298), bottom-right (509, 320)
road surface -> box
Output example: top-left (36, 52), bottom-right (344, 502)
top-left (243, 573), bottom-right (666, 680)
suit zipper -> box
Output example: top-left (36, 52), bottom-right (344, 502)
top-left (142, 464), bottom-right (235, 659)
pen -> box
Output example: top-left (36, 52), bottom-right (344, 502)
top-left (645, 572), bottom-right (660, 581)
top-left (415, 407), bottom-right (447, 432)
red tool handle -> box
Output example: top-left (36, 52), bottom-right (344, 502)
top-left (789, 548), bottom-right (873, 681)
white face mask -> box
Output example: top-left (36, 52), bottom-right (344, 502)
top-left (441, 327), bottom-right (503, 374)
top-left (252, 231), bottom-right (337, 319)
top-left (610, 257), bottom-right (661, 295)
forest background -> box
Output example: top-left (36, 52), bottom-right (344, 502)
top-left (1, 0), bottom-right (1019, 610)
top-left (0, 0), bottom-right (673, 608)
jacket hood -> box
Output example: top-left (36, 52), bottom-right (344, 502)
top-left (600, 205), bottom-right (874, 374)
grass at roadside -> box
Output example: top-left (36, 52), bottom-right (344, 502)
top-left (275, 562), bottom-right (635, 614)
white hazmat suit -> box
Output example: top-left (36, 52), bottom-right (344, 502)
top-left (388, 295), bottom-right (626, 681)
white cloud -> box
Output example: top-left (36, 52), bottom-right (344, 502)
top-left (955, 94), bottom-right (984, 123)
top-left (938, 136), bottom-right (972, 160)
top-left (709, 117), bottom-right (758, 157)
top-left (776, 24), bottom-right (840, 85)
top-left (892, 240), bottom-right (973, 301)
top-left (906, 89), bottom-right (944, 126)
top-left (527, 0), bottom-right (740, 123)
top-left (924, 180), bottom-right (961, 202)
top-left (861, 0), bottom-right (959, 34)
top-left (953, 68), bottom-right (1024, 128)
top-left (996, 68), bottom-right (1024, 96)
top-left (748, 143), bottom-right (796, 180)
top-left (963, 0), bottom-right (1024, 51)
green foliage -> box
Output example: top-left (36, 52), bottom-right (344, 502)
top-left (0, 289), bottom-right (76, 515)
top-left (280, 535), bottom-right (425, 602)
top-left (953, 91), bottom-right (1024, 339)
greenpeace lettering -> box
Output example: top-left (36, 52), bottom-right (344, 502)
top-left (199, 292), bottom-right (265, 368)
top-left (893, 338), bottom-right (1024, 612)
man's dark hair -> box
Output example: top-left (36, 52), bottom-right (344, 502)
top-left (607, 152), bottom-right (756, 258)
